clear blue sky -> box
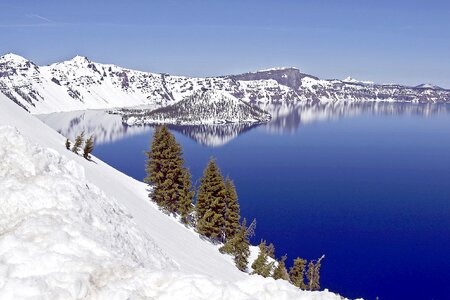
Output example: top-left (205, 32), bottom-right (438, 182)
top-left (1, 0), bottom-right (449, 87)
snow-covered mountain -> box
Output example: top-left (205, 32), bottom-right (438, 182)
top-left (1, 53), bottom-right (449, 114)
top-left (118, 90), bottom-right (271, 126)
top-left (0, 87), bottom-right (351, 299)
top-left (415, 83), bottom-right (443, 90)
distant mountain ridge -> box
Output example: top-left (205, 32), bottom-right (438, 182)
top-left (1, 53), bottom-right (449, 114)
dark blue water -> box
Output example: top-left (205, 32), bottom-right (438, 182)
top-left (40, 104), bottom-right (450, 300)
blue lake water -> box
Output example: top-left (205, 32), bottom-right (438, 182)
top-left (38, 103), bottom-right (450, 300)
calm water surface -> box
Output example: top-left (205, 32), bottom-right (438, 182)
top-left (38, 103), bottom-right (450, 300)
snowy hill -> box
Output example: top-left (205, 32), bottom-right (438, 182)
top-left (415, 83), bottom-right (443, 90)
top-left (0, 94), bottom-right (351, 299)
top-left (1, 53), bottom-right (449, 114)
top-left (119, 90), bottom-right (272, 125)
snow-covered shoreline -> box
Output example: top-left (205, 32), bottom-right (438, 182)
top-left (0, 93), bottom-right (354, 299)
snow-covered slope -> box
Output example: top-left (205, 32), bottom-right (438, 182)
top-left (0, 93), bottom-right (350, 299)
top-left (1, 53), bottom-right (449, 114)
top-left (0, 53), bottom-right (171, 114)
top-left (120, 90), bottom-right (271, 125)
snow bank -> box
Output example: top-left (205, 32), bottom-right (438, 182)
top-left (0, 126), bottom-right (176, 298)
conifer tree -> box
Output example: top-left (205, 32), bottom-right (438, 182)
top-left (307, 255), bottom-right (324, 291)
top-left (306, 261), bottom-right (316, 290)
top-left (65, 138), bottom-right (71, 150)
top-left (144, 125), bottom-right (186, 214)
top-left (224, 177), bottom-right (240, 242)
top-left (264, 259), bottom-right (275, 277)
top-left (83, 135), bottom-right (94, 160)
top-left (145, 126), bottom-right (162, 187)
top-left (71, 131), bottom-right (84, 154)
top-left (178, 168), bottom-right (195, 225)
top-left (273, 254), bottom-right (290, 281)
top-left (196, 158), bottom-right (226, 241)
top-left (219, 218), bottom-right (252, 272)
top-left (267, 242), bottom-right (275, 259)
top-left (251, 240), bottom-right (273, 277)
top-left (290, 257), bottom-right (307, 289)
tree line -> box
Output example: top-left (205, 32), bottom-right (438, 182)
top-left (145, 125), bottom-right (323, 290)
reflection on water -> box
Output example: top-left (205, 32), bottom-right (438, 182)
top-left (261, 102), bottom-right (450, 134)
top-left (37, 110), bottom-right (149, 145)
top-left (37, 102), bottom-right (450, 147)
top-left (167, 124), bottom-right (260, 147)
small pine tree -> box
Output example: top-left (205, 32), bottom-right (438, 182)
top-left (219, 218), bottom-right (252, 272)
top-left (224, 177), bottom-right (240, 242)
top-left (290, 257), bottom-right (307, 289)
top-left (71, 131), bottom-right (84, 154)
top-left (264, 260), bottom-right (275, 277)
top-left (65, 138), bottom-right (71, 150)
top-left (251, 240), bottom-right (272, 277)
top-left (178, 168), bottom-right (194, 225)
top-left (306, 261), bottom-right (316, 290)
top-left (83, 135), bottom-right (94, 159)
top-left (307, 255), bottom-right (324, 291)
top-left (267, 242), bottom-right (275, 259)
top-left (273, 254), bottom-right (290, 281)
top-left (196, 158), bottom-right (227, 241)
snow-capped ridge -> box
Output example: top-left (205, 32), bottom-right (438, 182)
top-left (0, 53), bottom-right (30, 64)
top-left (1, 53), bottom-right (450, 114)
top-left (67, 55), bottom-right (91, 64)
top-left (415, 83), bottom-right (443, 90)
top-left (254, 67), bottom-right (300, 73)
top-left (342, 76), bottom-right (374, 85)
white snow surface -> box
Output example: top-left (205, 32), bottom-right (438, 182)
top-left (342, 77), bottom-right (374, 85)
top-left (0, 93), bottom-right (351, 299)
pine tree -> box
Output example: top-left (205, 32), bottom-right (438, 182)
top-left (224, 177), bottom-right (240, 242)
top-left (144, 125), bottom-right (185, 214)
top-left (196, 158), bottom-right (226, 241)
top-left (306, 261), bottom-right (316, 290)
top-left (145, 126), bottom-right (162, 186)
top-left (264, 260), bottom-right (275, 277)
top-left (178, 168), bottom-right (194, 225)
top-left (290, 257), bottom-right (307, 289)
top-left (307, 255), bottom-right (324, 291)
top-left (267, 242), bottom-right (275, 259)
top-left (65, 138), bottom-right (71, 150)
top-left (71, 131), bottom-right (84, 154)
top-left (219, 218), bottom-right (252, 272)
top-left (251, 240), bottom-right (273, 277)
top-left (83, 135), bottom-right (94, 159)
top-left (273, 255), bottom-right (290, 281)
